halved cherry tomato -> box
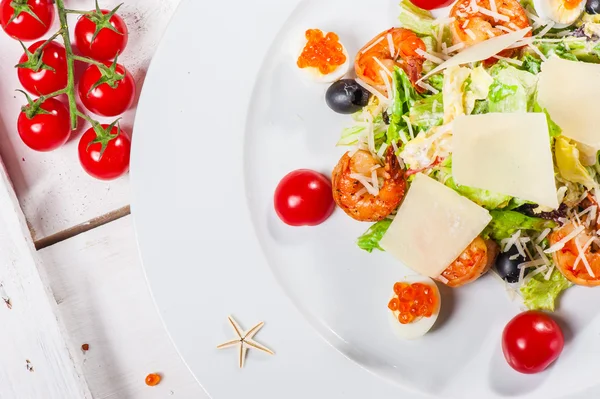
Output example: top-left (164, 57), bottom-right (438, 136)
top-left (78, 62), bottom-right (136, 117)
top-left (409, 0), bottom-right (455, 10)
top-left (17, 98), bottom-right (70, 152)
top-left (78, 123), bottom-right (131, 180)
top-left (74, 8), bottom-right (128, 61)
top-left (17, 40), bottom-right (68, 96)
top-left (0, 0), bottom-right (54, 41)
top-left (502, 311), bottom-right (564, 374)
top-left (274, 170), bottom-right (335, 226)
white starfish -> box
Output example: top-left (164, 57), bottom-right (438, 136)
top-left (217, 315), bottom-right (274, 368)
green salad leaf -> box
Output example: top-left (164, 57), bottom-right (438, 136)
top-left (483, 210), bottom-right (556, 241)
top-left (521, 54), bottom-right (542, 74)
top-left (398, 0), bottom-right (435, 36)
top-left (488, 64), bottom-right (538, 112)
top-left (521, 268), bottom-right (572, 312)
top-left (409, 92), bottom-right (443, 130)
top-left (357, 220), bottom-right (392, 252)
top-left (388, 67), bottom-right (421, 144)
top-left (555, 136), bottom-right (597, 189)
top-left (437, 158), bottom-right (512, 209)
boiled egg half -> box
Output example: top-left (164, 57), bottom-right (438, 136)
top-left (388, 275), bottom-right (441, 340)
top-left (296, 29), bottom-right (350, 83)
top-left (533, 0), bottom-right (585, 27)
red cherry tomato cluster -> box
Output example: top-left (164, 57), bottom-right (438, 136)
top-left (2, 0), bottom-right (134, 180)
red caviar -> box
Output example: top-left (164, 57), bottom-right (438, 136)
top-left (297, 29), bottom-right (346, 75)
top-left (145, 373), bottom-right (161, 387)
top-left (388, 282), bottom-right (437, 324)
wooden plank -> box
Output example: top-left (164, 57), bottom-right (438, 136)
top-left (0, 0), bottom-right (180, 241)
top-left (39, 215), bottom-right (207, 399)
top-left (0, 158), bottom-right (91, 398)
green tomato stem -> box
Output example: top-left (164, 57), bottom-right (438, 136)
top-left (72, 54), bottom-right (106, 69)
top-left (63, 9), bottom-right (88, 14)
top-left (54, 0), bottom-right (79, 130)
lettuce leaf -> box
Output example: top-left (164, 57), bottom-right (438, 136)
top-left (437, 158), bottom-right (512, 209)
top-left (521, 268), bottom-right (572, 312)
top-left (398, 0), bottom-right (435, 36)
top-left (388, 67), bottom-right (422, 144)
top-left (357, 220), bottom-right (392, 252)
top-left (555, 136), bottom-right (597, 189)
top-left (488, 63), bottom-right (538, 112)
top-left (409, 92), bottom-right (443, 130)
top-left (483, 210), bottom-right (557, 241)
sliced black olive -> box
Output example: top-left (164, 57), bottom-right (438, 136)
top-left (586, 0), bottom-right (600, 15)
top-left (495, 245), bottom-right (526, 284)
top-left (325, 79), bottom-right (371, 114)
top-left (382, 110), bottom-right (390, 125)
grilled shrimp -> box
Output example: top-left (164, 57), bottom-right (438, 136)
top-left (549, 222), bottom-right (600, 286)
top-left (332, 148), bottom-right (406, 222)
top-left (438, 237), bottom-right (499, 288)
top-left (355, 28), bottom-right (426, 95)
top-left (450, 0), bottom-right (530, 47)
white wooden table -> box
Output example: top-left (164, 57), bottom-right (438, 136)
top-left (0, 1), bottom-right (209, 397)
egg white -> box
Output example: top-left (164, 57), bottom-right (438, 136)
top-left (533, 0), bottom-right (585, 27)
top-left (296, 34), bottom-right (351, 84)
top-left (388, 275), bottom-right (441, 340)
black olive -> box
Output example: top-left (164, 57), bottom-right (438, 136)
top-left (587, 0), bottom-right (600, 14)
top-left (325, 79), bottom-right (371, 114)
top-left (382, 110), bottom-right (390, 125)
top-left (495, 245), bottom-right (527, 284)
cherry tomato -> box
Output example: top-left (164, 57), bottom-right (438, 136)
top-left (74, 9), bottom-right (128, 61)
top-left (274, 170), bottom-right (335, 226)
top-left (17, 98), bottom-right (70, 152)
top-left (18, 41), bottom-right (68, 96)
top-left (502, 311), bottom-right (564, 374)
top-left (0, 0), bottom-right (54, 41)
top-left (78, 124), bottom-right (131, 180)
top-left (78, 62), bottom-right (136, 117)
top-left (408, 0), bottom-right (455, 10)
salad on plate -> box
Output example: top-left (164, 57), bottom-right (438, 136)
top-left (274, 0), bottom-right (600, 374)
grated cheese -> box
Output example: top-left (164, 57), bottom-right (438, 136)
top-left (379, 70), bottom-right (393, 106)
top-left (545, 225), bottom-right (585, 253)
top-left (445, 42), bottom-right (465, 53)
top-left (524, 10), bottom-right (542, 24)
top-left (523, 265), bottom-right (549, 284)
top-left (373, 57), bottom-right (394, 80)
top-left (361, 36), bottom-right (385, 54)
top-left (462, 19), bottom-right (470, 29)
top-left (575, 237), bottom-right (596, 277)
top-left (518, 259), bottom-right (547, 269)
top-left (353, 187), bottom-right (368, 198)
top-left (464, 28), bottom-right (477, 41)
top-left (504, 230), bottom-right (521, 253)
top-left (489, 0), bottom-right (498, 19)
top-left (349, 173), bottom-right (379, 196)
top-left (433, 16), bottom-right (456, 25)
top-left (486, 29), bottom-right (496, 38)
top-left (432, 99), bottom-right (439, 113)
top-left (416, 81), bottom-right (439, 94)
top-left (469, 0), bottom-right (478, 13)
top-left (527, 43), bottom-right (548, 61)
top-left (371, 169), bottom-right (379, 190)
top-left (518, 261), bottom-right (527, 285)
top-left (493, 55), bottom-right (523, 65)
top-left (509, 254), bottom-right (521, 260)
top-left (535, 228), bottom-right (551, 244)
top-left (498, 7), bottom-right (514, 16)
top-left (387, 33), bottom-right (395, 59)
top-left (435, 25), bottom-right (444, 53)
top-left (416, 48), bottom-right (445, 64)
top-left (509, 22), bottom-right (519, 30)
top-left (403, 116), bottom-right (415, 139)
top-left (535, 21), bottom-right (556, 38)
top-left (355, 78), bottom-right (389, 104)
top-left (457, 11), bottom-right (468, 17)
top-left (496, 25), bottom-right (514, 33)
top-left (535, 245), bottom-right (551, 268)
top-left (513, 235), bottom-right (527, 258)
top-left (376, 143), bottom-right (388, 159)
top-left (438, 275), bottom-right (449, 284)
top-left (478, 6), bottom-right (510, 22)
top-left (544, 264), bottom-right (555, 280)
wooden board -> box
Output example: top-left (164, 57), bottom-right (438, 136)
top-left (0, 158), bottom-right (91, 399)
top-left (0, 0), bottom-right (180, 241)
top-left (39, 215), bottom-right (208, 399)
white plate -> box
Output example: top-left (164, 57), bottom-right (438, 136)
top-left (131, 0), bottom-right (600, 398)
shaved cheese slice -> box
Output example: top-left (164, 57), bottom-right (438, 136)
top-left (452, 113), bottom-right (559, 209)
top-left (418, 28), bottom-right (530, 82)
top-left (380, 174), bottom-right (492, 278)
top-left (538, 56), bottom-right (600, 147)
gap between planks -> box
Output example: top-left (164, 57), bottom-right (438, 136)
top-left (35, 205), bottom-right (131, 250)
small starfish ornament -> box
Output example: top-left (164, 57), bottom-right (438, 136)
top-left (217, 315), bottom-right (275, 368)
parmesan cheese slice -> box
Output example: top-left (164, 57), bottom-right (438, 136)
top-left (380, 174), bottom-right (492, 278)
top-left (538, 56), bottom-right (600, 147)
top-left (452, 113), bottom-right (559, 209)
top-left (418, 28), bottom-right (530, 82)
